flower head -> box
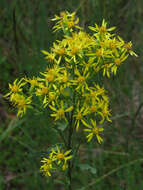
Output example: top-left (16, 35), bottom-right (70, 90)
top-left (52, 11), bottom-right (81, 33)
top-left (4, 79), bottom-right (26, 99)
top-left (49, 100), bottom-right (73, 121)
top-left (40, 158), bottom-right (53, 176)
top-left (40, 146), bottom-right (72, 176)
top-left (84, 119), bottom-right (104, 143)
top-left (12, 95), bottom-right (32, 117)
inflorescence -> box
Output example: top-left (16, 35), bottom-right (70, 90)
top-left (4, 11), bottom-right (137, 177)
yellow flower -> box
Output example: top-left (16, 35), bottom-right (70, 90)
top-left (71, 68), bottom-right (89, 93)
top-left (9, 93), bottom-right (21, 103)
top-left (86, 46), bottom-right (112, 65)
top-left (84, 119), bottom-right (104, 143)
top-left (40, 146), bottom-right (72, 176)
top-left (91, 85), bottom-right (106, 99)
top-left (118, 36), bottom-right (138, 57)
top-left (52, 42), bottom-right (66, 56)
top-left (41, 50), bottom-right (56, 63)
top-left (36, 85), bottom-right (50, 104)
top-left (89, 19), bottom-right (116, 35)
top-left (52, 11), bottom-right (81, 33)
top-left (88, 98), bottom-right (99, 115)
top-left (102, 63), bottom-right (113, 78)
top-left (49, 100), bottom-right (73, 121)
top-left (40, 158), bottom-right (53, 177)
top-left (15, 95), bottom-right (32, 117)
top-left (108, 38), bottom-right (120, 50)
top-left (64, 31), bottom-right (93, 63)
top-left (51, 146), bottom-right (72, 170)
top-left (73, 102), bottom-right (89, 131)
top-left (43, 91), bottom-right (56, 108)
top-left (56, 69), bottom-right (72, 89)
top-left (24, 77), bottom-right (39, 88)
top-left (36, 85), bottom-right (49, 95)
top-left (98, 101), bottom-right (112, 124)
top-left (4, 79), bottom-right (26, 99)
top-left (86, 86), bottom-right (107, 104)
top-left (111, 52), bottom-right (128, 75)
top-left (51, 42), bottom-right (67, 63)
top-left (40, 65), bottom-right (61, 86)
top-left (89, 105), bottom-right (97, 114)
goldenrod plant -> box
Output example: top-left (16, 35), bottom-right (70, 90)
top-left (4, 11), bottom-right (137, 189)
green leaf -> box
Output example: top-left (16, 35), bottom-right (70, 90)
top-left (79, 164), bottom-right (91, 171)
top-left (79, 164), bottom-right (96, 174)
top-left (90, 167), bottom-right (97, 174)
top-left (0, 118), bottom-right (24, 143)
top-left (55, 179), bottom-right (65, 185)
top-left (56, 121), bottom-right (68, 131)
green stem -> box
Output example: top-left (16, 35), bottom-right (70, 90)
top-left (132, 102), bottom-right (143, 127)
top-left (67, 124), bottom-right (73, 190)
top-left (67, 102), bottom-right (75, 190)
top-left (67, 61), bottom-right (76, 190)
top-left (71, 141), bottom-right (81, 169)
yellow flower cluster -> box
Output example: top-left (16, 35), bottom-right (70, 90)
top-left (4, 79), bottom-right (32, 117)
top-left (4, 11), bottom-right (137, 176)
top-left (5, 11), bottom-right (137, 141)
top-left (51, 11), bottom-right (81, 33)
top-left (40, 146), bottom-right (72, 176)
top-left (5, 12), bottom-right (137, 136)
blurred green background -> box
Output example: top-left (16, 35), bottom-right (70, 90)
top-left (0, 0), bottom-right (143, 189)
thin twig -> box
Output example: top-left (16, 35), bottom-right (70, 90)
top-left (132, 102), bottom-right (143, 124)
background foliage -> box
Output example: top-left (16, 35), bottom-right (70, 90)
top-left (0, 0), bottom-right (143, 189)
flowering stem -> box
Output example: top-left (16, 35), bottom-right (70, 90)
top-left (67, 124), bottom-right (73, 190)
top-left (67, 105), bottom-right (74, 190)
top-left (67, 62), bottom-right (76, 190)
